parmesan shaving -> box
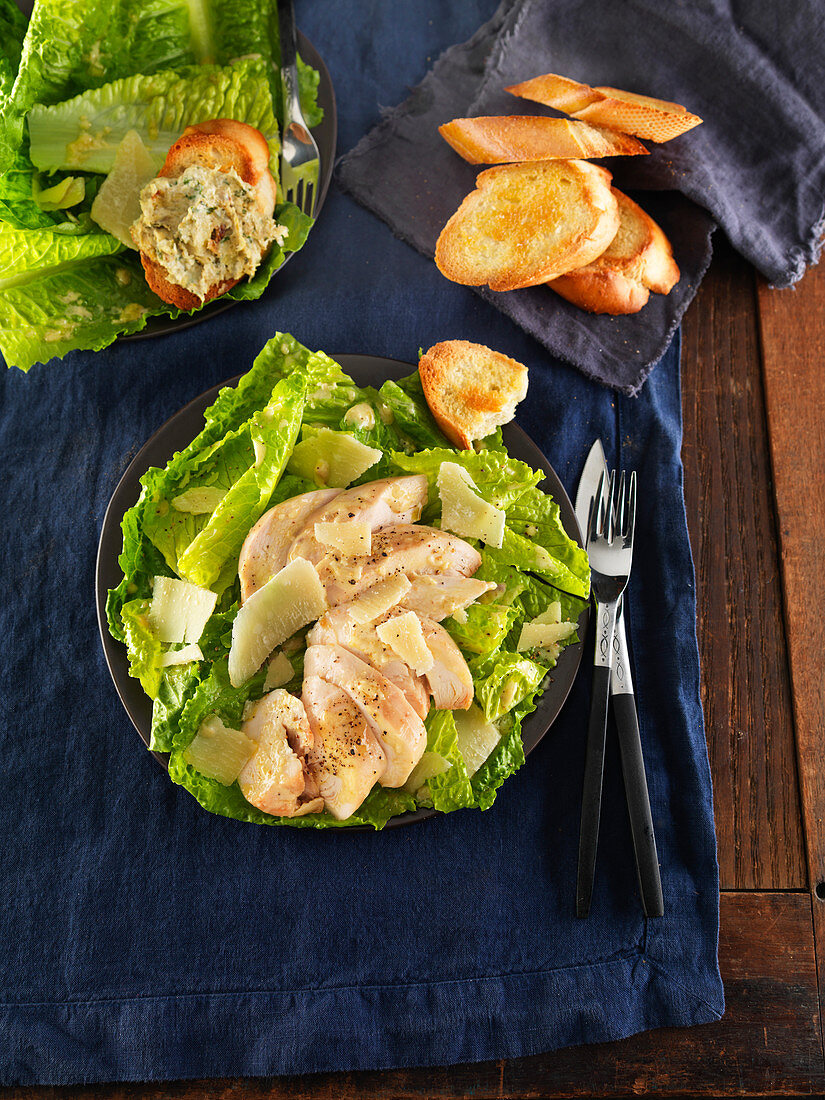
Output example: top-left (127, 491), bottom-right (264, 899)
top-left (148, 576), bottom-right (217, 644)
top-left (160, 643), bottom-right (203, 666)
top-left (437, 461), bottom-right (505, 548)
top-left (376, 611), bottom-right (434, 674)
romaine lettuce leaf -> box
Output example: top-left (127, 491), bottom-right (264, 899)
top-left (472, 651), bottom-right (548, 723)
top-left (0, 252), bottom-right (168, 371)
top-left (376, 374), bottom-right (449, 451)
top-left (470, 704), bottom-right (528, 810)
top-left (150, 661), bottom-right (202, 752)
top-left (176, 372), bottom-right (307, 590)
top-left (121, 597), bottom-right (164, 698)
top-left (390, 446), bottom-right (542, 510)
top-left (443, 601), bottom-right (518, 658)
top-left (0, 218), bottom-right (123, 291)
top-left (421, 710), bottom-right (475, 813)
top-left (28, 60), bottom-right (281, 177)
top-left (502, 485), bottom-right (591, 597)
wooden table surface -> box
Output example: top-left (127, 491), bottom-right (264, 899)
top-left (6, 239), bottom-right (824, 1098)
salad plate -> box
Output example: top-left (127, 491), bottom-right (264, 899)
top-left (122, 32), bottom-right (337, 342)
top-left (96, 352), bottom-right (589, 828)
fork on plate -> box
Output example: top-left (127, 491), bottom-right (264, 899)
top-left (278, 0), bottom-right (320, 217)
top-left (576, 470), bottom-right (637, 918)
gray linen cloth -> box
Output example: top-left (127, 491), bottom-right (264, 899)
top-left (338, 0), bottom-right (825, 394)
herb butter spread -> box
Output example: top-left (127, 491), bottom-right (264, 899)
top-left (131, 164), bottom-right (286, 300)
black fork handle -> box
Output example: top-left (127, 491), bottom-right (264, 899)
top-left (278, 0), bottom-right (298, 72)
top-left (576, 599), bottom-right (618, 918)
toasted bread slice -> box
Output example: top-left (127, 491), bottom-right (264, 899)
top-left (419, 340), bottom-right (528, 449)
top-left (439, 116), bottom-right (648, 163)
top-left (139, 119), bottom-right (277, 310)
top-left (435, 160), bottom-right (619, 292)
top-left (548, 189), bottom-right (679, 314)
top-left (506, 73), bottom-right (702, 142)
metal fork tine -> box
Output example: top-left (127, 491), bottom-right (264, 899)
top-left (590, 472), bottom-right (607, 543)
top-left (606, 471), bottom-right (617, 541)
top-left (626, 471), bottom-right (637, 545)
top-left (616, 471), bottom-right (627, 539)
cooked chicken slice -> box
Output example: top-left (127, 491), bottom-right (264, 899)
top-left (238, 488), bottom-right (341, 602)
top-left (307, 608), bottom-right (430, 718)
top-left (419, 618), bottom-right (474, 710)
top-left (304, 644), bottom-right (427, 787)
top-left (400, 574), bottom-right (497, 621)
top-left (302, 676), bottom-right (387, 820)
top-left (317, 524), bottom-right (482, 606)
top-left (288, 475), bottom-right (429, 566)
top-left (238, 689), bottom-right (324, 816)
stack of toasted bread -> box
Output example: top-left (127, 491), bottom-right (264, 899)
top-left (435, 72), bottom-right (702, 315)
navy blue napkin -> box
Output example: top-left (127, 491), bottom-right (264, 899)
top-left (338, 0), bottom-right (825, 393)
top-left (0, 0), bottom-right (722, 1084)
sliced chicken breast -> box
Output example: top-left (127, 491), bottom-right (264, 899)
top-left (304, 644), bottom-right (427, 787)
top-left (317, 524), bottom-right (482, 606)
top-left (307, 608), bottom-right (430, 718)
top-left (400, 574), bottom-right (497, 621)
top-left (238, 488), bottom-right (341, 602)
top-left (419, 618), bottom-right (474, 710)
top-left (302, 675), bottom-right (387, 820)
top-left (238, 689), bottom-right (324, 816)
top-left (288, 475), bottom-right (429, 567)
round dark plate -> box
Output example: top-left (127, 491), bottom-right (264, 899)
top-left (122, 31), bottom-right (337, 341)
top-left (95, 355), bottom-right (588, 828)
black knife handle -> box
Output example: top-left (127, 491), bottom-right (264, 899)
top-left (576, 663), bottom-right (612, 918)
top-left (613, 692), bottom-right (664, 918)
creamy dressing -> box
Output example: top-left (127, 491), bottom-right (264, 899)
top-left (131, 164), bottom-right (286, 300)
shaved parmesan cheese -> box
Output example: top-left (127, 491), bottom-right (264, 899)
top-left (287, 428), bottom-right (381, 488)
top-left (183, 714), bottom-right (256, 785)
top-left (517, 619), bottom-right (576, 653)
top-left (263, 650), bottom-right (294, 690)
top-left (376, 611), bottom-right (434, 674)
top-left (228, 558), bottom-right (327, 687)
top-left (454, 704), bottom-right (501, 776)
top-left (345, 574), bottom-right (412, 625)
top-left (171, 487), bottom-right (227, 514)
top-left (437, 462), bottom-right (505, 548)
top-left (148, 576), bottom-right (217, 643)
top-left (403, 751), bottom-right (452, 795)
top-left (533, 601), bottom-right (562, 625)
top-left (160, 643), bottom-right (203, 666)
top-left (314, 521), bottom-right (372, 557)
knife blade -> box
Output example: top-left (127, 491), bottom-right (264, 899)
top-left (575, 440), bottom-right (663, 917)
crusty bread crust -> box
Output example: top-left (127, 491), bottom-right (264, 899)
top-left (435, 160), bottom-right (620, 293)
top-left (548, 189), bottom-right (679, 314)
top-left (506, 73), bottom-right (702, 142)
top-left (419, 340), bottom-right (528, 449)
top-left (438, 116), bottom-right (648, 163)
top-left (137, 119), bottom-right (277, 309)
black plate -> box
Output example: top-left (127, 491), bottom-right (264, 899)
top-left (95, 355), bottom-right (588, 827)
top-left (122, 31), bottom-right (337, 341)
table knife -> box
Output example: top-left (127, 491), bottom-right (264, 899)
top-left (574, 440), bottom-right (664, 917)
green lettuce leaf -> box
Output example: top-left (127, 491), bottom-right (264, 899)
top-left (176, 372), bottom-right (307, 590)
top-left (502, 485), bottom-right (590, 597)
top-left (0, 252), bottom-right (168, 371)
top-left (121, 597), bottom-right (163, 698)
top-left (472, 651), bottom-right (548, 723)
top-left (0, 218), bottom-right (123, 291)
top-left (376, 374), bottom-right (449, 451)
top-left (390, 446), bottom-right (542, 511)
top-left (443, 601), bottom-right (518, 658)
top-left (420, 710), bottom-right (475, 813)
top-left (150, 660), bottom-right (202, 752)
top-left (28, 59), bottom-right (280, 177)
top-left (470, 704), bottom-right (528, 811)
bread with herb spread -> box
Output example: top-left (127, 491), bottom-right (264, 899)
top-left (131, 119), bottom-right (283, 310)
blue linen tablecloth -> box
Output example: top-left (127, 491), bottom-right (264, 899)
top-left (0, 0), bottom-right (723, 1083)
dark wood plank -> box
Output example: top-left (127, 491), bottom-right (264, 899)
top-left (757, 258), bottom-right (825, 1044)
top-left (680, 237), bottom-right (805, 890)
top-left (4, 893), bottom-right (820, 1099)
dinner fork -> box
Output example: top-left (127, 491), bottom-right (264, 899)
top-left (577, 470), bottom-right (637, 918)
top-left (278, 0), bottom-right (320, 217)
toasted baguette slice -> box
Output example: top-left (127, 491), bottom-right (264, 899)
top-left (506, 73), bottom-right (702, 142)
top-left (439, 116), bottom-right (647, 163)
top-left (139, 119), bottom-right (277, 310)
top-left (419, 340), bottom-right (528, 449)
top-left (548, 189), bottom-right (679, 314)
top-left (435, 160), bottom-right (619, 293)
